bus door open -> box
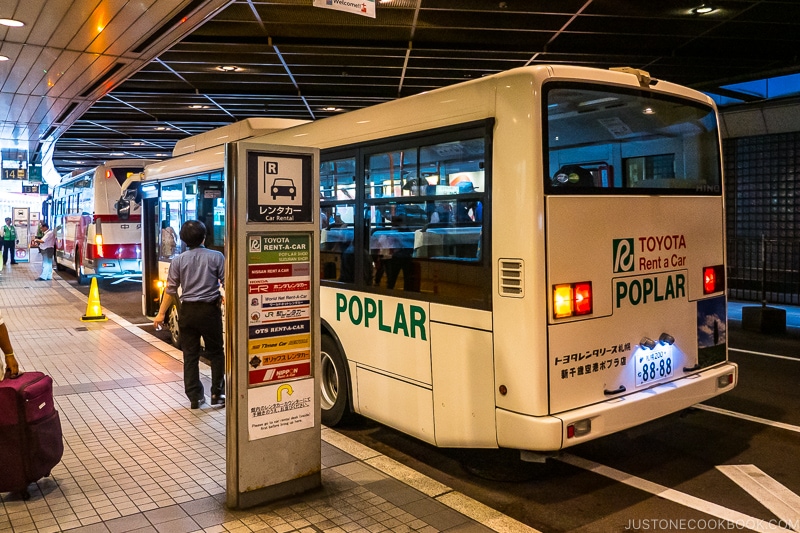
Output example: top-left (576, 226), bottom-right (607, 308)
top-left (139, 187), bottom-right (161, 317)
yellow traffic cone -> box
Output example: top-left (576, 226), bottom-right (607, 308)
top-left (81, 278), bottom-right (108, 322)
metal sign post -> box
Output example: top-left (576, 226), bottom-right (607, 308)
top-left (12, 207), bottom-right (31, 263)
top-left (224, 142), bottom-right (321, 509)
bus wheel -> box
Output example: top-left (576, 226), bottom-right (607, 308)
top-left (75, 251), bottom-right (88, 285)
top-left (321, 335), bottom-right (351, 426)
top-left (168, 305), bottom-right (181, 348)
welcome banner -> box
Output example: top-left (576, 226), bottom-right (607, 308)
top-left (313, 0), bottom-right (376, 18)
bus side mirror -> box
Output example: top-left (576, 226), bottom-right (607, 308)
top-left (116, 198), bottom-right (131, 220)
top-left (116, 188), bottom-right (138, 220)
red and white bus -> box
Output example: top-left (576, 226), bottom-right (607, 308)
top-left (53, 159), bottom-right (157, 284)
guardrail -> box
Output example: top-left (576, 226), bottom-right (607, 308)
top-left (727, 236), bottom-right (800, 305)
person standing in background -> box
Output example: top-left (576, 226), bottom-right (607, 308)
top-left (32, 222), bottom-right (55, 281)
top-left (2, 217), bottom-right (18, 266)
top-left (153, 220), bottom-right (225, 409)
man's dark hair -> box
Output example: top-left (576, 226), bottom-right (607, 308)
top-left (40, 222), bottom-right (49, 229)
top-left (180, 220), bottom-right (206, 248)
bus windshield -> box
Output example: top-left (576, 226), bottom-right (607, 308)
top-left (544, 82), bottom-right (721, 194)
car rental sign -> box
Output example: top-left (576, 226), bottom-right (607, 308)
top-left (247, 152), bottom-right (313, 223)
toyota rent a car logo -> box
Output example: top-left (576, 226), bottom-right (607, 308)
top-left (613, 238), bottom-right (635, 273)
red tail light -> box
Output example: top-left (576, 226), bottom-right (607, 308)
top-left (574, 282), bottom-right (593, 315)
top-left (703, 265), bottom-right (725, 294)
top-left (553, 281), bottom-right (593, 319)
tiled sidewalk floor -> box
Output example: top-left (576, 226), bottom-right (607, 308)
top-left (0, 260), bottom-right (536, 533)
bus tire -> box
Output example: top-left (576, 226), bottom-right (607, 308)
top-left (75, 250), bottom-right (88, 285)
top-left (321, 334), bottom-right (352, 427)
top-left (168, 305), bottom-right (181, 348)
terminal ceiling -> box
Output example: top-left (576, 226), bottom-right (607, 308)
top-left (3, 1), bottom-right (800, 178)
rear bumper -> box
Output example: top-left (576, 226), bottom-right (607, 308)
top-left (496, 362), bottom-right (738, 451)
top-left (86, 258), bottom-right (142, 277)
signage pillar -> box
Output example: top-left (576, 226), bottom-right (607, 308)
top-left (13, 207), bottom-right (31, 263)
top-left (225, 142), bottom-right (321, 509)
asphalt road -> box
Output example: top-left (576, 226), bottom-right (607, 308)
top-left (69, 271), bottom-right (800, 533)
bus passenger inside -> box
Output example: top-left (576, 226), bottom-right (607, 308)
top-left (161, 221), bottom-right (178, 258)
top-left (551, 165), bottom-right (594, 187)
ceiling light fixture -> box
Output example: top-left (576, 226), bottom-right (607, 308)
top-left (0, 18), bottom-right (24, 27)
top-left (0, 55), bottom-right (9, 61)
top-left (189, 104), bottom-right (208, 109)
top-left (216, 65), bottom-right (240, 72)
top-left (692, 4), bottom-right (716, 14)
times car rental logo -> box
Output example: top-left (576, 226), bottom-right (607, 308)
top-left (613, 238), bottom-right (635, 273)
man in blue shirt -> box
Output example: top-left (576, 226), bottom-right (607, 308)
top-left (153, 220), bottom-right (225, 409)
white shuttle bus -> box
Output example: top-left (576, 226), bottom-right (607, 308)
top-left (130, 119), bottom-right (307, 344)
top-left (143, 66), bottom-right (737, 454)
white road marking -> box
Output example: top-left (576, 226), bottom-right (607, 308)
top-left (558, 453), bottom-right (794, 532)
top-left (694, 404), bottom-right (800, 434)
top-left (730, 348), bottom-right (800, 362)
top-left (717, 465), bottom-right (800, 527)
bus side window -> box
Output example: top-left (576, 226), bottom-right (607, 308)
top-left (320, 156), bottom-right (357, 282)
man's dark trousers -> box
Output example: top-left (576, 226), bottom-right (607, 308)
top-left (178, 300), bottom-right (224, 402)
top-left (2, 240), bottom-right (16, 265)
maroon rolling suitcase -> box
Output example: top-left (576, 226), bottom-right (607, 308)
top-left (0, 371), bottom-right (64, 499)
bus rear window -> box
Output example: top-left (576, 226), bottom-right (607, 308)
top-left (110, 167), bottom-right (143, 186)
top-left (544, 83), bottom-right (721, 195)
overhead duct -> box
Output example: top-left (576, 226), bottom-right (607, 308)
top-left (720, 97), bottom-right (800, 139)
top-left (133, 0), bottom-right (212, 54)
top-left (55, 103), bottom-right (79, 125)
top-left (79, 63), bottom-right (127, 98)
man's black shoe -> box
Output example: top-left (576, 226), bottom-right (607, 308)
top-left (191, 398), bottom-right (206, 409)
top-left (211, 394), bottom-right (225, 406)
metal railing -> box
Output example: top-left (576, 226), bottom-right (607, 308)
top-left (727, 236), bottom-right (800, 305)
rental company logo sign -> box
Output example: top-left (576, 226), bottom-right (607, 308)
top-left (613, 235), bottom-right (687, 274)
top-left (613, 235), bottom-right (688, 308)
top-left (313, 0), bottom-right (375, 18)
